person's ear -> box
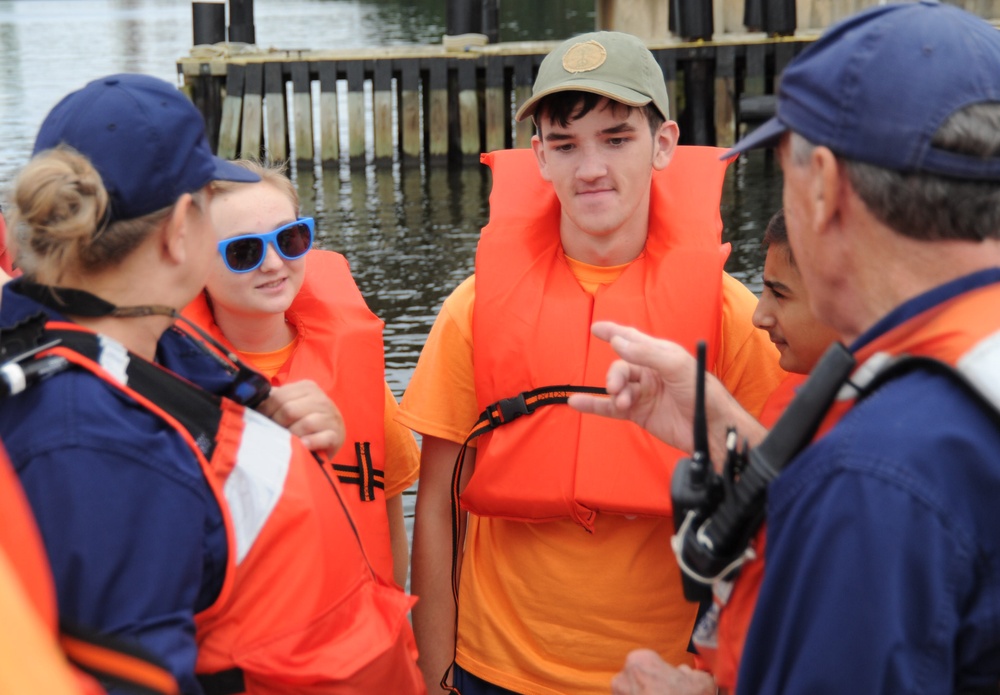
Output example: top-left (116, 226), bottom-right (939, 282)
top-left (810, 146), bottom-right (842, 239)
top-left (531, 133), bottom-right (553, 182)
top-left (652, 120), bottom-right (679, 171)
top-left (161, 193), bottom-right (196, 266)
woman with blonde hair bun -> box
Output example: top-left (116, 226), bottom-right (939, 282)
top-left (0, 74), bottom-right (424, 695)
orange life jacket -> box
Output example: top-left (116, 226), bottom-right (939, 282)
top-left (692, 373), bottom-right (806, 692)
top-left (37, 323), bottom-right (424, 695)
top-left (464, 147), bottom-right (731, 530)
top-left (821, 280), bottom-right (1000, 437)
top-left (184, 250), bottom-right (395, 582)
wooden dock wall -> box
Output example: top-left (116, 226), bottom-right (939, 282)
top-left (179, 37), bottom-right (812, 167)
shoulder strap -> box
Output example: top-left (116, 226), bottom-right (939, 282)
top-left (60, 621), bottom-right (180, 695)
top-left (42, 328), bottom-right (224, 459)
top-left (858, 354), bottom-right (1000, 428)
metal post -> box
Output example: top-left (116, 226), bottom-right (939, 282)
top-left (192, 2), bottom-right (226, 45)
top-left (482, 0), bottom-right (500, 43)
top-left (671, 0), bottom-right (714, 40)
top-left (228, 0), bottom-right (255, 44)
top-left (447, 0), bottom-right (482, 36)
top-left (764, 0), bottom-right (796, 36)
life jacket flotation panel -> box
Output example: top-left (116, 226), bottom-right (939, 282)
top-left (184, 250), bottom-right (395, 582)
top-left (23, 321), bottom-right (423, 695)
top-left (465, 147), bottom-right (731, 530)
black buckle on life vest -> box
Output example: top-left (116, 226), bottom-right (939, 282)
top-left (486, 393), bottom-right (531, 427)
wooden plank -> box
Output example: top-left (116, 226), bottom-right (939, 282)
top-left (291, 61), bottom-right (314, 163)
top-left (399, 60), bottom-right (421, 164)
top-left (263, 62), bottom-right (287, 163)
top-left (318, 61), bottom-right (339, 165)
top-left (773, 41), bottom-right (796, 92)
top-left (714, 45), bottom-right (736, 148)
top-left (682, 48), bottom-right (713, 146)
top-left (513, 54), bottom-right (535, 149)
top-left (241, 61), bottom-right (264, 160)
top-left (373, 59), bottom-right (393, 162)
top-left (656, 49), bottom-right (679, 123)
top-left (484, 55), bottom-right (506, 153)
top-left (346, 60), bottom-right (366, 164)
top-left (745, 43), bottom-right (766, 97)
top-left (218, 63), bottom-right (245, 160)
top-left (427, 58), bottom-right (448, 161)
top-left (457, 59), bottom-right (480, 159)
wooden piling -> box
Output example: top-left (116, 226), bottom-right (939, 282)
top-left (373, 60), bottom-right (394, 162)
top-left (484, 55), bottom-right (506, 152)
top-left (346, 61), bottom-right (366, 165)
top-left (218, 63), bottom-right (245, 160)
top-left (291, 62), bottom-right (314, 163)
top-left (457, 59), bottom-right (481, 161)
top-left (264, 62), bottom-right (287, 162)
top-left (399, 60), bottom-right (422, 164)
top-left (318, 61), bottom-right (339, 165)
top-left (240, 62), bottom-right (263, 160)
top-left (427, 59), bottom-right (449, 163)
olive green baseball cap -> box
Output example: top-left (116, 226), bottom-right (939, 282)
top-left (515, 31), bottom-right (670, 123)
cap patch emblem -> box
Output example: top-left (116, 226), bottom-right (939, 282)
top-left (562, 41), bottom-right (607, 73)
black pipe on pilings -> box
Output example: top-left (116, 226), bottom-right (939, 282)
top-left (228, 0), bottom-right (255, 44)
top-left (764, 0), bottom-right (797, 36)
top-left (482, 0), bottom-right (500, 43)
top-left (745, 0), bottom-right (795, 34)
top-left (193, 2), bottom-right (226, 45)
top-left (447, 0), bottom-right (482, 36)
top-left (670, 0), bottom-right (714, 41)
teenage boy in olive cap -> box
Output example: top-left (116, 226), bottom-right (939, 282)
top-left (398, 31), bottom-right (784, 694)
top-left (584, 2), bottom-right (1000, 693)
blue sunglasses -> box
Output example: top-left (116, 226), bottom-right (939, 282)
top-left (217, 217), bottom-right (315, 273)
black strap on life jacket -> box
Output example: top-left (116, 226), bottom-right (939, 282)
top-left (439, 384), bottom-right (606, 694)
top-left (43, 327), bottom-right (224, 461)
top-left (196, 667), bottom-right (245, 695)
top-left (60, 621), bottom-right (180, 695)
top-left (333, 441), bottom-right (385, 502)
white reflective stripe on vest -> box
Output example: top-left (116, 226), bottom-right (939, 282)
top-left (223, 408), bottom-right (292, 565)
top-left (957, 328), bottom-right (1000, 411)
top-left (98, 335), bottom-right (131, 385)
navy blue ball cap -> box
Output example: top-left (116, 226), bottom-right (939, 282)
top-left (725, 1), bottom-right (1000, 180)
top-left (33, 73), bottom-right (259, 224)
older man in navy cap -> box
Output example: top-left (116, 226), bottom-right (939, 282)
top-left (600, 2), bottom-right (1000, 693)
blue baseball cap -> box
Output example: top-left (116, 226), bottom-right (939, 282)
top-left (725, 1), bottom-right (1000, 180)
top-left (33, 73), bottom-right (259, 224)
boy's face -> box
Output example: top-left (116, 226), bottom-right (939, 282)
top-left (752, 243), bottom-right (839, 374)
top-left (531, 98), bottom-right (677, 262)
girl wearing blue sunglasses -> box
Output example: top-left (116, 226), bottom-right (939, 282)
top-left (183, 160), bottom-right (420, 590)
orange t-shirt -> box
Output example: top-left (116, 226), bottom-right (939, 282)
top-left (236, 341), bottom-right (419, 498)
top-left (397, 262), bottom-right (784, 695)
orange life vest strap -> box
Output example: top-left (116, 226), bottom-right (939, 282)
top-left (60, 622), bottom-right (180, 695)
